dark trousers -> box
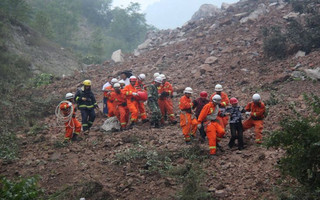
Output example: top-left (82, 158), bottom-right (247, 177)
top-left (228, 122), bottom-right (244, 149)
top-left (80, 108), bottom-right (96, 131)
top-left (103, 97), bottom-right (108, 114)
top-left (199, 122), bottom-right (206, 140)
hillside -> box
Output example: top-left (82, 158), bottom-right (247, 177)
top-left (1, 0), bottom-right (320, 199)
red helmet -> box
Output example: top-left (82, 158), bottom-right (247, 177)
top-left (230, 97), bottom-right (238, 104)
top-left (200, 91), bottom-right (208, 98)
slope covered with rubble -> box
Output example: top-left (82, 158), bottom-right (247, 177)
top-left (1, 0), bottom-right (320, 199)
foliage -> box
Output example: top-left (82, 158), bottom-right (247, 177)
top-left (32, 73), bottom-right (53, 87)
top-left (0, 133), bottom-right (18, 161)
top-left (177, 164), bottom-right (211, 200)
top-left (262, 26), bottom-right (287, 59)
top-left (0, 0), bottom-right (31, 22)
top-left (0, 176), bottom-right (43, 200)
top-left (266, 94), bottom-right (320, 196)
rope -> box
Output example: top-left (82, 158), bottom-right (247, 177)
top-left (55, 101), bottom-right (75, 128)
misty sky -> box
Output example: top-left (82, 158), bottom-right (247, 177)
top-left (112, 0), bottom-right (239, 29)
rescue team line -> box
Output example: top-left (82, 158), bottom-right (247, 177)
top-left (56, 72), bottom-right (265, 156)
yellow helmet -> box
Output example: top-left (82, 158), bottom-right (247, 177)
top-left (83, 80), bottom-right (91, 86)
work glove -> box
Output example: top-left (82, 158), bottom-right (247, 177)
top-left (94, 104), bottom-right (99, 109)
top-left (121, 102), bottom-right (127, 107)
top-left (132, 92), bottom-right (138, 96)
top-left (197, 124), bottom-right (202, 129)
top-left (68, 102), bottom-right (72, 107)
top-left (245, 112), bottom-right (251, 116)
top-left (82, 97), bottom-right (87, 101)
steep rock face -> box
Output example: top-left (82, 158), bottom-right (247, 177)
top-left (6, 22), bottom-right (82, 77)
top-left (190, 4), bottom-right (221, 21)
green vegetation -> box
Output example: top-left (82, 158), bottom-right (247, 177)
top-left (0, 176), bottom-right (43, 200)
top-left (266, 94), bottom-right (320, 199)
top-left (262, 26), bottom-right (287, 59)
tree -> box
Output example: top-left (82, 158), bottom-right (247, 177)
top-left (0, 0), bottom-right (31, 22)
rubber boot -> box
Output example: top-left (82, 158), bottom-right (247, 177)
top-left (142, 119), bottom-right (149, 123)
top-left (217, 143), bottom-right (224, 152)
top-left (129, 122), bottom-right (135, 129)
top-left (154, 121), bottom-right (160, 128)
top-left (71, 134), bottom-right (78, 141)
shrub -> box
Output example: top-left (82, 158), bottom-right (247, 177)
top-left (266, 94), bottom-right (320, 197)
top-left (0, 133), bottom-right (18, 161)
top-left (0, 176), bottom-right (43, 200)
top-left (33, 73), bottom-right (53, 87)
top-left (262, 26), bottom-right (287, 59)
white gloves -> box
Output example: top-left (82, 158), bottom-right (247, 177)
top-left (245, 112), bottom-right (251, 116)
top-left (197, 124), bottom-right (202, 129)
top-left (132, 92), bottom-right (138, 96)
top-left (68, 102), bottom-right (72, 107)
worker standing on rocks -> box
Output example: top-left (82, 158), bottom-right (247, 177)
top-left (242, 94), bottom-right (266, 144)
top-left (210, 84), bottom-right (229, 128)
top-left (225, 97), bottom-right (245, 150)
top-left (60, 93), bottom-right (82, 142)
top-left (102, 75), bottom-right (113, 117)
top-left (135, 74), bottom-right (148, 123)
top-left (147, 76), bottom-right (162, 128)
top-left (123, 76), bottom-right (139, 128)
top-left (179, 87), bottom-right (197, 144)
top-left (109, 83), bottom-right (129, 130)
top-left (193, 91), bottom-right (210, 142)
top-left (158, 74), bottom-right (177, 125)
top-left (104, 78), bottom-right (118, 118)
top-left (75, 80), bottom-right (98, 135)
top-left (197, 95), bottom-right (226, 156)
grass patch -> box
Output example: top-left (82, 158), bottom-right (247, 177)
top-left (0, 133), bottom-right (19, 161)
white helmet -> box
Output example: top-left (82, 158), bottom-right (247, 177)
top-left (252, 93), bottom-right (261, 102)
top-left (111, 78), bottom-right (118, 84)
top-left (118, 80), bottom-right (125, 85)
top-left (65, 93), bottom-right (74, 100)
top-left (113, 83), bottom-right (120, 88)
top-left (212, 94), bottom-right (221, 103)
top-left (215, 84), bottom-right (223, 92)
top-left (184, 87), bottom-right (193, 94)
top-left (159, 74), bottom-right (166, 80)
top-left (138, 74), bottom-right (146, 80)
top-left (155, 76), bottom-right (163, 83)
top-left (153, 72), bottom-right (160, 78)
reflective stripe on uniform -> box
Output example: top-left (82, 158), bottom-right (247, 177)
top-left (169, 114), bottom-right (175, 116)
top-left (121, 122), bottom-right (127, 125)
top-left (79, 105), bottom-right (94, 108)
top-left (255, 139), bottom-right (261, 141)
top-left (76, 96), bottom-right (80, 101)
top-left (82, 124), bottom-right (88, 127)
top-left (209, 146), bottom-right (216, 149)
top-left (88, 121), bottom-right (93, 124)
top-left (254, 112), bottom-right (257, 117)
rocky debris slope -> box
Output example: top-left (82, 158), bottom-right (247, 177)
top-left (2, 0), bottom-right (320, 199)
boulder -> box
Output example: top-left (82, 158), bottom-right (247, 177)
top-left (204, 56), bottom-right (218, 64)
top-left (304, 68), bottom-right (320, 80)
top-left (191, 4), bottom-right (221, 21)
top-left (101, 117), bottom-right (121, 132)
top-left (283, 12), bottom-right (299, 20)
top-left (240, 3), bottom-right (269, 23)
top-left (221, 3), bottom-right (230, 10)
top-left (111, 49), bottom-right (124, 63)
top-left (295, 50), bottom-right (306, 58)
top-left (200, 64), bottom-right (214, 74)
top-left (137, 39), bottom-right (152, 50)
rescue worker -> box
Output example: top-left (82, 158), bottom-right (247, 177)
top-left (179, 87), bottom-right (197, 144)
top-left (60, 93), bottom-right (82, 142)
top-left (158, 74), bottom-right (177, 125)
top-left (119, 80), bottom-right (126, 89)
top-left (197, 95), bottom-right (226, 156)
top-left (153, 72), bottom-right (160, 79)
top-left (75, 80), bottom-right (98, 135)
top-left (109, 83), bottom-right (129, 130)
top-left (123, 76), bottom-right (139, 128)
top-left (193, 91), bottom-right (210, 142)
top-left (104, 78), bottom-right (118, 117)
top-left (102, 75), bottom-right (113, 116)
top-left (135, 74), bottom-right (148, 123)
top-left (211, 84), bottom-right (230, 128)
top-left (225, 97), bottom-right (245, 150)
top-left (147, 76), bottom-right (162, 128)
top-left (242, 94), bottom-right (266, 144)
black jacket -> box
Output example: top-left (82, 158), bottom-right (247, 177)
top-left (75, 87), bottom-right (97, 109)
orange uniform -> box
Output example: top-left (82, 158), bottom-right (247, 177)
top-left (104, 85), bottom-right (115, 117)
top-left (110, 90), bottom-right (129, 128)
top-left (123, 84), bottom-right (139, 122)
top-left (211, 92), bottom-right (230, 128)
top-left (198, 102), bottom-right (225, 155)
top-left (242, 102), bottom-right (266, 144)
top-left (179, 95), bottom-right (197, 142)
top-left (159, 81), bottom-right (176, 124)
top-left (135, 80), bottom-right (147, 120)
top-left (59, 102), bottom-right (81, 140)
